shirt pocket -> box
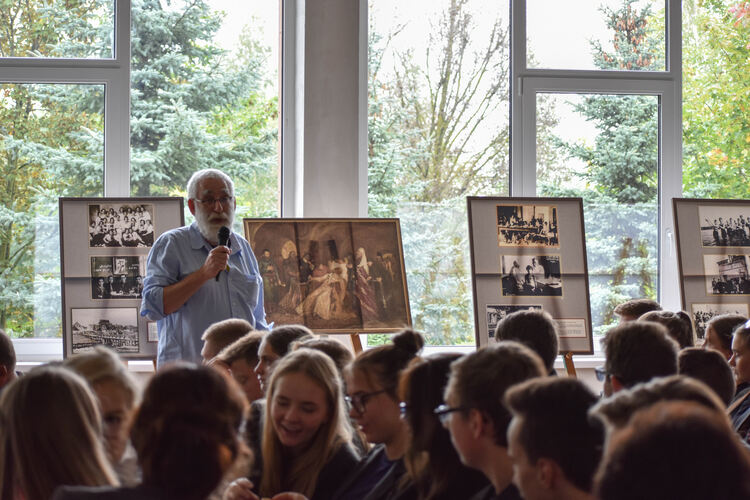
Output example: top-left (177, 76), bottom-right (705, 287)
top-left (232, 272), bottom-right (261, 308)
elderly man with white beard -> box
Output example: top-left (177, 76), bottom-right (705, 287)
top-left (141, 169), bottom-right (269, 366)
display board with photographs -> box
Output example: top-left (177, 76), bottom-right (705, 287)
top-left (673, 198), bottom-right (750, 341)
top-left (243, 218), bottom-right (411, 334)
top-left (468, 197), bottom-right (592, 353)
top-left (60, 197), bottom-right (184, 359)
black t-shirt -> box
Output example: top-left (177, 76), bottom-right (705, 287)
top-left (332, 446), bottom-right (396, 500)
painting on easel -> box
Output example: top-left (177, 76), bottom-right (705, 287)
top-left (243, 218), bottom-right (411, 334)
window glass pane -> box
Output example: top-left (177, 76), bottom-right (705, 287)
top-left (527, 0), bottom-right (665, 71)
top-left (130, 0), bottom-right (280, 230)
top-left (0, 1), bottom-right (114, 58)
top-left (536, 93), bottom-right (659, 336)
top-left (0, 83), bottom-right (104, 338)
top-left (368, 0), bottom-right (510, 345)
top-left (683, 0), bottom-right (750, 198)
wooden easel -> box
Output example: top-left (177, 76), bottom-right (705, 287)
top-left (563, 352), bottom-right (577, 377)
top-left (350, 334), bottom-right (363, 354)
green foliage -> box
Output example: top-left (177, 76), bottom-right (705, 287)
top-left (683, 0), bottom-right (750, 198)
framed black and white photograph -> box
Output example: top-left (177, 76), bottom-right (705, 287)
top-left (691, 303), bottom-right (750, 340)
top-left (673, 199), bottom-right (750, 317)
top-left (703, 254), bottom-right (750, 295)
top-left (91, 256), bottom-right (146, 299)
top-left (500, 255), bottom-right (562, 296)
top-left (469, 196), bottom-right (592, 353)
top-left (88, 203), bottom-right (155, 248)
top-left (496, 204), bottom-right (559, 247)
top-left (60, 197), bottom-right (184, 359)
top-left (698, 204), bottom-right (750, 247)
top-left (487, 304), bottom-right (542, 339)
top-left (71, 308), bottom-right (139, 354)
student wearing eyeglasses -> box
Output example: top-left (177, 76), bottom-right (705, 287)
top-left (331, 329), bottom-right (424, 500)
top-left (141, 168), bottom-right (270, 366)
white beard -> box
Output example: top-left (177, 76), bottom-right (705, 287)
top-left (195, 205), bottom-right (235, 244)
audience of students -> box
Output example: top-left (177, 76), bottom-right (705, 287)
top-left (601, 321), bottom-right (679, 394)
top-left (638, 309), bottom-right (695, 348)
top-left (591, 375), bottom-right (728, 432)
top-left (612, 298), bottom-right (661, 322)
top-left (202, 318), bottom-right (255, 364)
top-left (505, 377), bottom-right (603, 500)
top-left (255, 325), bottom-right (314, 392)
top-left (216, 332), bottom-right (265, 404)
top-left (442, 342), bottom-right (546, 500)
top-left (594, 401), bottom-right (750, 500)
top-left (54, 364), bottom-right (246, 500)
top-left (293, 337), bottom-right (354, 376)
top-left (8, 297), bottom-right (750, 500)
top-left (64, 346), bottom-right (142, 485)
top-left (493, 310), bottom-right (559, 376)
top-left (0, 366), bottom-right (117, 500)
top-left (678, 347), bottom-right (736, 407)
top-left (228, 349), bottom-right (359, 500)
top-left (728, 320), bottom-right (750, 439)
top-left (0, 328), bottom-right (17, 392)
top-left (398, 352), bottom-right (490, 500)
top-left (703, 313), bottom-right (747, 360)
top-left (333, 329), bottom-right (423, 500)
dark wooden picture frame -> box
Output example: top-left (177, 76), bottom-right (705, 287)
top-left (467, 197), bottom-right (593, 354)
top-left (243, 218), bottom-right (411, 334)
top-left (673, 198), bottom-right (750, 341)
top-left (60, 197), bottom-right (184, 359)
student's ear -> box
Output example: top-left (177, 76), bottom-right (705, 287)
top-left (0, 365), bottom-right (11, 387)
top-left (536, 458), bottom-right (557, 489)
top-left (187, 198), bottom-right (196, 216)
top-left (610, 375), bottom-right (626, 394)
top-left (468, 409), bottom-right (485, 439)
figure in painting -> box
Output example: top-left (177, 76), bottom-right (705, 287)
top-left (295, 260), bottom-right (353, 321)
top-left (355, 248), bottom-right (378, 323)
top-left (279, 250), bottom-right (302, 312)
top-left (259, 249), bottom-right (282, 312)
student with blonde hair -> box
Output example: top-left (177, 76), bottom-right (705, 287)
top-left (227, 349), bottom-right (358, 500)
top-left (261, 348), bottom-right (358, 498)
top-left (64, 346), bottom-right (141, 485)
top-left (0, 366), bottom-right (117, 500)
top-left (54, 364), bottom-right (246, 500)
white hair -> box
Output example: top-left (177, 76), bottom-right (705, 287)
top-left (186, 169), bottom-right (234, 200)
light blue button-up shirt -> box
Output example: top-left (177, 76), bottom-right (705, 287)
top-left (141, 222), bottom-right (269, 366)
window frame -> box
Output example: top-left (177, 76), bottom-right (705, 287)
top-left (510, 0), bottom-right (683, 318)
top-left (5, 0), bottom-right (291, 360)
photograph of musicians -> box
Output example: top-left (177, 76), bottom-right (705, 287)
top-left (141, 168), bottom-right (269, 366)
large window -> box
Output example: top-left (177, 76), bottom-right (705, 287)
top-left (1, 0), bottom-right (281, 342)
top-left (368, 0), bottom-right (680, 345)
top-left (368, 0), bottom-right (511, 345)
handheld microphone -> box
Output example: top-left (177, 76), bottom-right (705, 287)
top-left (216, 226), bottom-right (231, 281)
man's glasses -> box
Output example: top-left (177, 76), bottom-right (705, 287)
top-left (595, 365), bottom-right (607, 382)
top-left (195, 196), bottom-right (233, 207)
top-left (344, 389), bottom-right (390, 414)
top-left (433, 404), bottom-right (469, 425)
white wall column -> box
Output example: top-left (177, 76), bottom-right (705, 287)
top-left (300, 0), bottom-right (363, 218)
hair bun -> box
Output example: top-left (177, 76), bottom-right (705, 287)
top-left (392, 328), bottom-right (425, 356)
top-left (676, 310), bottom-right (692, 325)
